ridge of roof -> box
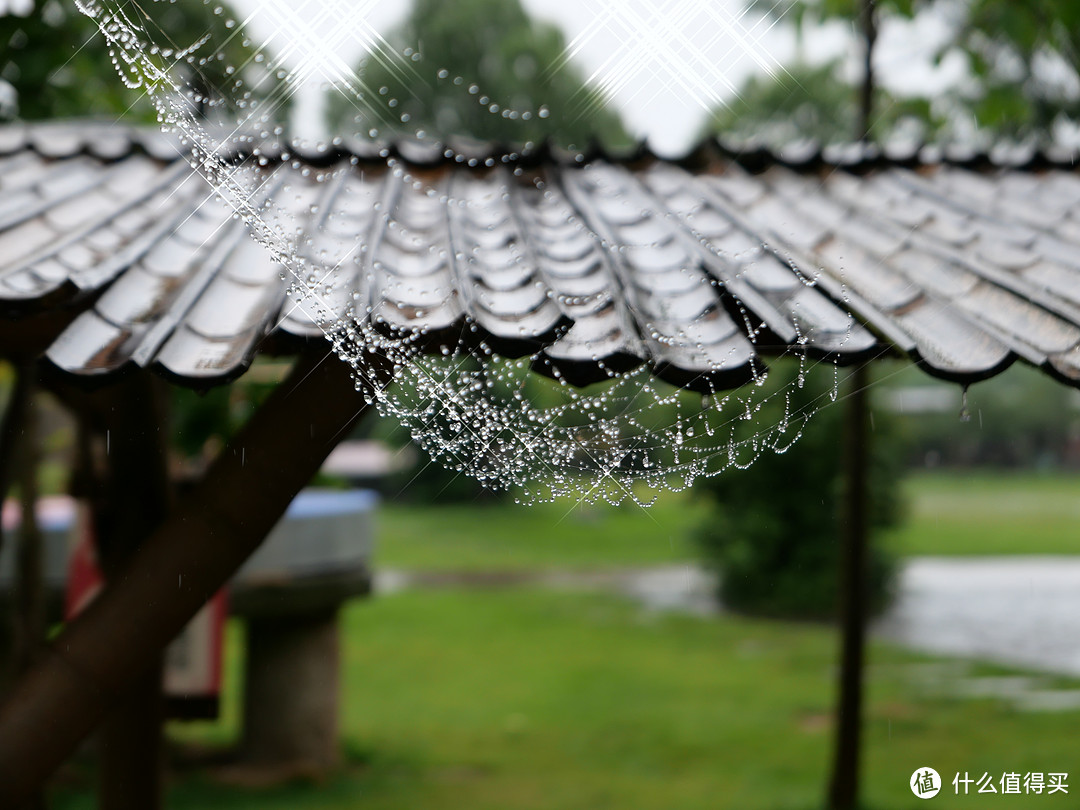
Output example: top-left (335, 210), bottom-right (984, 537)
top-left (2, 119), bottom-right (1077, 174)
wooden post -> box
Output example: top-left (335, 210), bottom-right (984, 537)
top-left (0, 351), bottom-right (386, 806)
top-left (0, 364), bottom-right (35, 567)
top-left (89, 374), bottom-right (173, 810)
top-left (0, 364), bottom-right (48, 810)
top-left (827, 363), bottom-right (871, 810)
top-left (12, 387), bottom-right (45, 680)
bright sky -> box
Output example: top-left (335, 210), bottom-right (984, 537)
top-left (228, 0), bottom-right (967, 154)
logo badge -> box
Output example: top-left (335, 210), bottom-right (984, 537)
top-left (911, 767), bottom-right (941, 799)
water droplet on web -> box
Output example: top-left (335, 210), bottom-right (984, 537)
top-left (71, 1), bottom-right (846, 507)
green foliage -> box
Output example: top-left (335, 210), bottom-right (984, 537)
top-left (884, 362), bottom-right (1080, 469)
top-left (1, 1), bottom-right (138, 120)
top-left (0, 0), bottom-right (277, 122)
top-left (706, 61), bottom-right (855, 144)
top-left (704, 59), bottom-right (938, 145)
top-left (946, 0), bottom-right (1080, 139)
top-left (283, 469), bottom-right (1080, 571)
top-left (170, 374), bottom-right (276, 464)
top-left (327, 0), bottom-right (628, 147)
top-left (733, 0), bottom-right (1080, 144)
top-left (692, 364), bottom-right (905, 620)
top-left (381, 431), bottom-right (504, 504)
top-left (368, 494), bottom-right (702, 570)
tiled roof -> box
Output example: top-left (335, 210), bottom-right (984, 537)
top-left (4, 120), bottom-right (1080, 392)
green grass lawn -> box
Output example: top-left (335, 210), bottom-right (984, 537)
top-left (50, 588), bottom-right (1080, 810)
top-left (372, 493), bottom-right (707, 571)
top-left (371, 471), bottom-right (1080, 571)
top-left (50, 471), bottom-right (1080, 809)
top-left (25, 368), bottom-right (1080, 808)
top-left (887, 471), bottom-right (1080, 557)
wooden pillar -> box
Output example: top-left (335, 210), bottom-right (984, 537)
top-left (0, 350), bottom-right (386, 806)
top-left (12, 386), bottom-right (45, 681)
top-left (0, 363), bottom-right (48, 810)
top-left (827, 363), bottom-right (871, 810)
top-left (97, 673), bottom-right (165, 810)
top-left (0, 364), bottom-right (35, 568)
top-left (1, 364), bottom-right (38, 684)
top-left (89, 374), bottom-right (172, 810)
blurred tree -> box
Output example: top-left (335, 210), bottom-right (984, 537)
top-left (702, 59), bottom-right (937, 145)
top-left (2, 0), bottom-right (135, 120)
top-left (719, 0), bottom-right (1080, 144)
top-left (883, 362), bottom-right (1080, 469)
top-left (692, 363), bottom-right (905, 620)
top-left (326, 0), bottom-right (629, 148)
top-left (944, 0), bottom-right (1080, 139)
top-left (170, 370), bottom-right (280, 476)
top-left (0, 0), bottom-right (279, 122)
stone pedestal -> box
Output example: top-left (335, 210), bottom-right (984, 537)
top-left (241, 608), bottom-right (340, 771)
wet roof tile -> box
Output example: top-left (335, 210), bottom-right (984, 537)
top-left (4, 121), bottom-right (1080, 391)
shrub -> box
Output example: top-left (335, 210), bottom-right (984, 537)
top-left (692, 363), bottom-right (904, 620)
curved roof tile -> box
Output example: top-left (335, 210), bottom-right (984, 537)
top-left (4, 121), bottom-right (1080, 391)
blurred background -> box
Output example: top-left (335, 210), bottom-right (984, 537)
top-left (3, 0), bottom-right (1080, 807)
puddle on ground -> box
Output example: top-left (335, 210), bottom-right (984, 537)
top-left (904, 662), bottom-right (1080, 713)
top-left (375, 558), bottom-right (1080, 708)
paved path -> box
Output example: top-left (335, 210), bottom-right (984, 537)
top-left (378, 556), bottom-right (1080, 678)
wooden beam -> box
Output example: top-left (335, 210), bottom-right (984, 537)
top-left (827, 363), bottom-right (871, 810)
top-left (0, 350), bottom-right (386, 805)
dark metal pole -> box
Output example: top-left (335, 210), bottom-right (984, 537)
top-left (827, 4), bottom-right (878, 804)
top-left (827, 363), bottom-right (871, 810)
top-left (0, 351), bottom-right (385, 805)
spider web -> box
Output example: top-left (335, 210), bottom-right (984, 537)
top-left (70, 0), bottom-right (842, 505)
